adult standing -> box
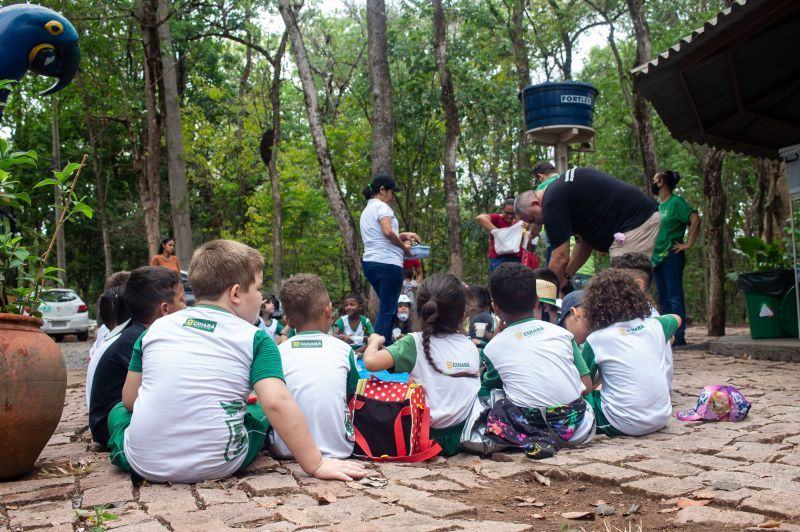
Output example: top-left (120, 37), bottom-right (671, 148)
top-left (515, 165), bottom-right (660, 289)
top-left (150, 237), bottom-right (181, 273)
top-left (651, 170), bottom-right (700, 347)
top-left (360, 175), bottom-right (420, 346)
top-left (476, 197), bottom-right (523, 272)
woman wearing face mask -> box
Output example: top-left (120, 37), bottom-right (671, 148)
top-left (651, 170), bottom-right (700, 347)
top-left (392, 295), bottom-right (413, 341)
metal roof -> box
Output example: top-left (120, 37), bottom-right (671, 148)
top-left (631, 0), bottom-right (800, 159)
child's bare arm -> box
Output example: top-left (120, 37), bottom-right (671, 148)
top-left (122, 371), bottom-right (142, 412)
top-left (580, 375), bottom-right (592, 395)
top-left (254, 377), bottom-right (366, 481)
top-left (363, 334), bottom-right (393, 371)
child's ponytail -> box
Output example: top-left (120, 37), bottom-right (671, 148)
top-left (416, 274), bottom-right (477, 379)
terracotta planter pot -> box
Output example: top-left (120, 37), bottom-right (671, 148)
top-left (0, 313), bottom-right (66, 480)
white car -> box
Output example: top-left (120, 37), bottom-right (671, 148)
top-left (38, 288), bottom-right (89, 342)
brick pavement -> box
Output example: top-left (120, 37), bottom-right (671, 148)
top-left (3, 330), bottom-right (800, 531)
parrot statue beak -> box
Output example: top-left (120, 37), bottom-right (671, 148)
top-left (31, 41), bottom-right (80, 96)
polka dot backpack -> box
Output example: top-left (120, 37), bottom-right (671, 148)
top-left (348, 376), bottom-right (442, 462)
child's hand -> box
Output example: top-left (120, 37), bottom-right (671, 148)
top-left (367, 333), bottom-right (385, 349)
top-left (312, 458), bottom-right (366, 481)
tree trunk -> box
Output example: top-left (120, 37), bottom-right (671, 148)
top-left (141, 0), bottom-right (163, 259)
top-left (367, 0), bottom-right (395, 178)
top-left (81, 94), bottom-right (113, 278)
top-left (237, 34), bottom-right (253, 200)
top-left (279, 0), bottom-right (363, 294)
top-left (157, 0), bottom-right (192, 268)
top-left (432, 0), bottom-right (463, 278)
top-left (626, 0), bottom-right (659, 189)
top-left (702, 147), bottom-right (726, 336)
top-left (269, 31), bottom-right (288, 295)
top-left (51, 97), bottom-right (67, 285)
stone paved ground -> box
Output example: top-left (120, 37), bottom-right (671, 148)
top-left (4, 327), bottom-right (800, 531)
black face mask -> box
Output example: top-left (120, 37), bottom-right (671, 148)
top-left (650, 182), bottom-right (661, 195)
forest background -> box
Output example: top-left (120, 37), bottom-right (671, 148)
top-left (3, 0), bottom-right (795, 333)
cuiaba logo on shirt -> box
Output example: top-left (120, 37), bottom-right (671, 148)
top-left (447, 361), bottom-right (471, 370)
top-left (291, 340), bottom-right (323, 348)
top-left (619, 323), bottom-right (645, 336)
top-left (515, 326), bottom-right (545, 340)
top-left (183, 318), bottom-right (217, 333)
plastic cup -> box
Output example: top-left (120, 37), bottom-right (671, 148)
top-left (474, 322), bottom-right (487, 338)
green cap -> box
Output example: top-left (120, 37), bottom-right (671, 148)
top-left (536, 176), bottom-right (557, 191)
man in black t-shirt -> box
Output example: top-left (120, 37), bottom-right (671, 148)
top-left (88, 267), bottom-right (185, 448)
top-left (516, 164), bottom-right (660, 288)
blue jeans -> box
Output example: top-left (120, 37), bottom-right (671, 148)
top-left (363, 261), bottom-right (404, 346)
top-left (654, 250), bottom-right (687, 342)
top-left (489, 255), bottom-right (521, 272)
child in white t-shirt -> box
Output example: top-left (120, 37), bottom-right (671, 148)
top-left (269, 274), bottom-right (358, 459)
top-left (107, 239), bottom-right (365, 484)
top-left (364, 273), bottom-right (480, 456)
top-left (481, 263), bottom-right (595, 452)
top-left (609, 252), bottom-right (674, 392)
top-left (581, 268), bottom-right (681, 437)
top-left (332, 292), bottom-right (374, 353)
top-left (256, 292), bottom-right (284, 343)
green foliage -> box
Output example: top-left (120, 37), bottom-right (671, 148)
top-left (75, 505), bottom-right (119, 532)
top-left (0, 138), bottom-right (93, 315)
top-left (732, 236), bottom-right (792, 274)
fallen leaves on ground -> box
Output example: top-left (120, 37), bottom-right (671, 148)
top-left (360, 476), bottom-right (388, 488)
top-left (676, 498), bottom-right (711, 508)
top-left (560, 511), bottom-right (595, 520)
top-left (658, 507), bottom-right (680, 513)
top-left (317, 492), bottom-right (337, 504)
top-left (530, 471), bottom-right (551, 486)
top-left (624, 503), bottom-right (641, 515)
top-left (532, 514), bottom-right (545, 520)
top-left (595, 503), bottom-right (615, 516)
top-left (758, 519), bottom-right (781, 529)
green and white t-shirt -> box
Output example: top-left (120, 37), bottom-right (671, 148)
top-left (584, 316), bottom-right (678, 436)
top-left (257, 317), bottom-right (285, 340)
top-left (333, 315), bottom-right (374, 339)
top-left (481, 318), bottom-right (594, 443)
top-left (269, 332), bottom-right (358, 459)
top-left (124, 305), bottom-right (283, 483)
top-left (386, 332), bottom-right (480, 429)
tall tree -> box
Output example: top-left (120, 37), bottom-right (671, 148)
top-left (157, 0), bottom-right (193, 267)
top-left (279, 0), bottom-right (363, 293)
top-left (367, 0), bottom-right (395, 178)
top-left (703, 147), bottom-right (726, 336)
top-left (626, 0), bottom-right (659, 189)
top-left (432, 0), bottom-right (463, 277)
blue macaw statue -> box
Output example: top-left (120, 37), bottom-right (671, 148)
top-left (0, 4), bottom-right (80, 121)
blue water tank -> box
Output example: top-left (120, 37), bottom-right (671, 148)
top-left (520, 81), bottom-right (599, 131)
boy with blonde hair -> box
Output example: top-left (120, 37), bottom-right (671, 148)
top-left (107, 240), bottom-right (365, 483)
top-left (269, 274), bottom-right (358, 459)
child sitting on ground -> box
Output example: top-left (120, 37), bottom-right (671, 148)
top-left (364, 273), bottom-right (480, 456)
top-left (88, 267), bottom-right (185, 448)
top-left (401, 268), bottom-right (420, 303)
top-left (609, 252), bottom-right (673, 391)
top-left (533, 268), bottom-right (561, 324)
top-left (391, 294), bottom-right (413, 342)
top-left (89, 271), bottom-right (131, 360)
top-left (257, 292), bottom-right (284, 343)
top-left (481, 263), bottom-right (595, 457)
top-left (107, 239), bottom-right (365, 483)
top-left (269, 274), bottom-right (358, 459)
top-left (332, 292), bottom-right (374, 353)
top-left (465, 285), bottom-right (494, 350)
top-left (581, 268), bottom-right (680, 437)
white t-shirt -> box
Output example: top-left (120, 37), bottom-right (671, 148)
top-left (584, 316), bottom-right (677, 436)
top-left (387, 332), bottom-right (480, 429)
top-left (123, 306), bottom-right (283, 483)
top-left (269, 332), bottom-right (357, 459)
top-left (482, 318), bottom-right (594, 444)
top-left (85, 319), bottom-right (130, 409)
top-left (89, 324), bottom-right (110, 360)
top-left (360, 198), bottom-right (403, 267)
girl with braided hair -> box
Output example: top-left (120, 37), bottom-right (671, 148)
top-left (363, 273), bottom-right (480, 455)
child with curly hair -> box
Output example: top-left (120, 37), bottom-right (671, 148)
top-left (363, 273), bottom-right (480, 455)
top-left (581, 268), bottom-right (681, 436)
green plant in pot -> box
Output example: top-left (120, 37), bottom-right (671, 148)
top-left (0, 129), bottom-right (92, 479)
top-left (731, 236), bottom-right (796, 340)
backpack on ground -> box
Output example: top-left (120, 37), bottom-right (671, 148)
top-left (348, 376), bottom-right (442, 462)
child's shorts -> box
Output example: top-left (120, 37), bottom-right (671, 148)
top-left (106, 402), bottom-right (270, 475)
top-left (583, 392), bottom-right (625, 437)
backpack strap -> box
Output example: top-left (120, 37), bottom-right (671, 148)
top-left (393, 406), bottom-right (411, 457)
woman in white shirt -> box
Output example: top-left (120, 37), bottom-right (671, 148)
top-left (359, 175), bottom-right (420, 346)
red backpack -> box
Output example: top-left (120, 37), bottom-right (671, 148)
top-left (348, 376), bottom-right (442, 462)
